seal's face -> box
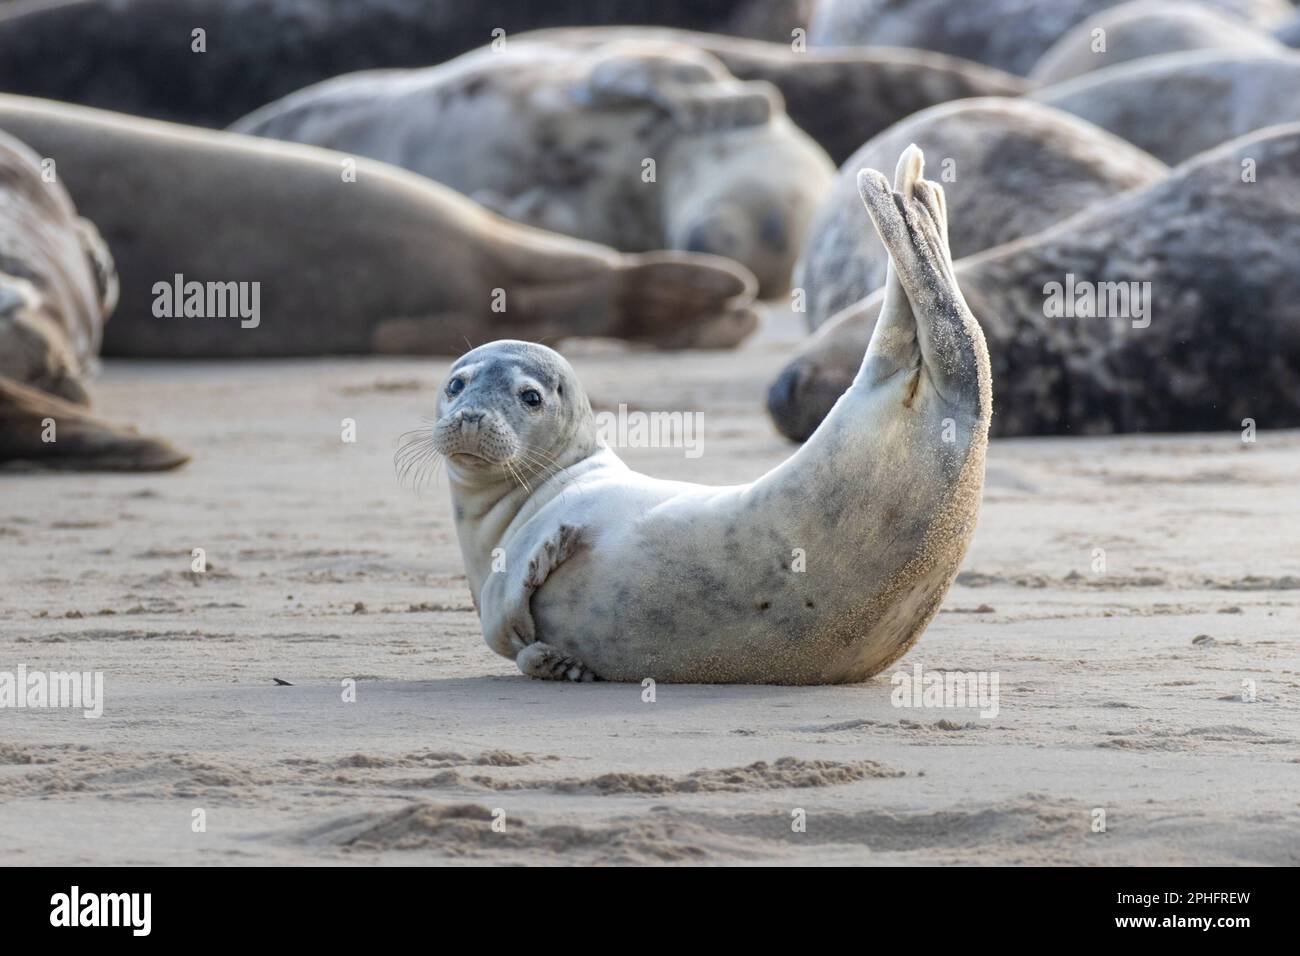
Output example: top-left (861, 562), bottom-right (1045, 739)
top-left (668, 128), bottom-right (833, 298)
top-left (430, 340), bottom-right (594, 484)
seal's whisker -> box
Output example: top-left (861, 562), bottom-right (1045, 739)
top-left (504, 459), bottom-right (531, 494)
top-left (394, 427), bottom-right (445, 493)
top-left (516, 447), bottom-right (573, 490)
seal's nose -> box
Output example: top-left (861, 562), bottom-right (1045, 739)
top-left (459, 410), bottom-right (484, 425)
top-left (766, 362), bottom-right (805, 440)
top-left (767, 357), bottom-right (849, 443)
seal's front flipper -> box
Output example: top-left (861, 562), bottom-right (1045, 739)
top-left (479, 523), bottom-right (583, 658)
top-left (516, 641), bottom-right (598, 682)
top-left (856, 145), bottom-right (988, 410)
top-left (0, 377), bottom-right (189, 472)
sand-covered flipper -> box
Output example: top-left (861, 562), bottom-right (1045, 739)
top-left (853, 144), bottom-right (983, 409)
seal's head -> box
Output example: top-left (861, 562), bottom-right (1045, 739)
top-left (430, 340), bottom-right (596, 485)
top-left (665, 121), bottom-right (834, 298)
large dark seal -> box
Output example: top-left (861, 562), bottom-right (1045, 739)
top-left (1029, 1), bottom-right (1285, 86)
top-left (0, 95), bottom-right (759, 358)
top-left (0, 0), bottom-right (798, 127)
top-left (233, 39), bottom-right (835, 297)
top-left (1033, 51), bottom-right (1300, 164)
top-left (768, 123), bottom-right (1300, 441)
top-left (415, 146), bottom-right (992, 683)
top-left (517, 26), bottom-right (1029, 165)
top-left (791, 97), bottom-right (1166, 331)
top-left (0, 130), bottom-right (186, 470)
top-left (809, 0), bottom-right (1291, 75)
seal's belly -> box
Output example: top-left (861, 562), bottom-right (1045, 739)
top-left (528, 516), bottom-right (952, 685)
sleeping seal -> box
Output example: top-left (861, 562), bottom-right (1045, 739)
top-left (0, 0), bottom-right (795, 127)
top-left (0, 130), bottom-right (186, 471)
top-left (232, 39), bottom-right (835, 296)
top-left (1033, 51), bottom-right (1300, 164)
top-left (515, 26), bottom-right (1029, 165)
top-left (793, 97), bottom-right (1167, 331)
top-left (808, 0), bottom-right (1291, 75)
top-left (411, 146), bottom-right (992, 683)
top-left (768, 123), bottom-right (1300, 441)
top-left (0, 95), bottom-right (759, 357)
top-left (1029, 1), bottom-right (1285, 86)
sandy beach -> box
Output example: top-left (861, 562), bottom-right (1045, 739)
top-left (2, 324), bottom-right (1298, 866)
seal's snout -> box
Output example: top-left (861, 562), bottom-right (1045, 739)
top-left (766, 356), bottom-right (848, 443)
top-left (767, 360), bottom-right (815, 442)
top-left (432, 405), bottom-right (520, 468)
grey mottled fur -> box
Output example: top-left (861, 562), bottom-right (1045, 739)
top-left (1034, 51), bottom-right (1300, 164)
top-left (0, 127), bottom-right (186, 470)
top-left (1030, 1), bottom-right (1284, 86)
top-left (769, 123), bottom-right (1300, 440)
top-left (0, 130), bottom-right (109, 403)
top-left (518, 26), bottom-right (1029, 164)
top-left (232, 39), bottom-right (834, 296)
top-left (809, 0), bottom-right (1290, 75)
top-left (0, 0), bottom-right (798, 127)
top-left (794, 97), bottom-right (1166, 331)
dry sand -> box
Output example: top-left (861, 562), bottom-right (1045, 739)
top-left (2, 323), bottom-right (1298, 865)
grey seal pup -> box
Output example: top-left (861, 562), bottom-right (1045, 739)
top-left (412, 146), bottom-right (991, 683)
top-left (1033, 51), bottom-right (1300, 164)
top-left (793, 97), bottom-right (1167, 331)
top-left (516, 26), bottom-right (1028, 165)
top-left (0, 95), bottom-right (758, 358)
top-left (0, 130), bottom-right (186, 470)
top-left (0, 0), bottom-right (791, 127)
top-left (808, 0), bottom-right (1291, 75)
top-left (768, 123), bottom-right (1300, 441)
top-left (1029, 1), bottom-right (1285, 86)
top-left (232, 39), bottom-right (836, 297)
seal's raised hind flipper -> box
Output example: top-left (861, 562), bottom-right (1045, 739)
top-left (0, 377), bottom-right (189, 472)
top-left (855, 145), bottom-right (988, 411)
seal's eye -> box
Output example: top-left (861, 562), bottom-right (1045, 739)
top-left (520, 388), bottom-right (543, 408)
top-left (446, 377), bottom-right (465, 397)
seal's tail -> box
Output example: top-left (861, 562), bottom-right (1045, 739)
top-left (0, 377), bottom-right (190, 472)
top-left (611, 251), bottom-right (759, 349)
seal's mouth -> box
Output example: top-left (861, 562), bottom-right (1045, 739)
top-left (448, 451), bottom-right (491, 466)
top-left (426, 404), bottom-right (525, 479)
